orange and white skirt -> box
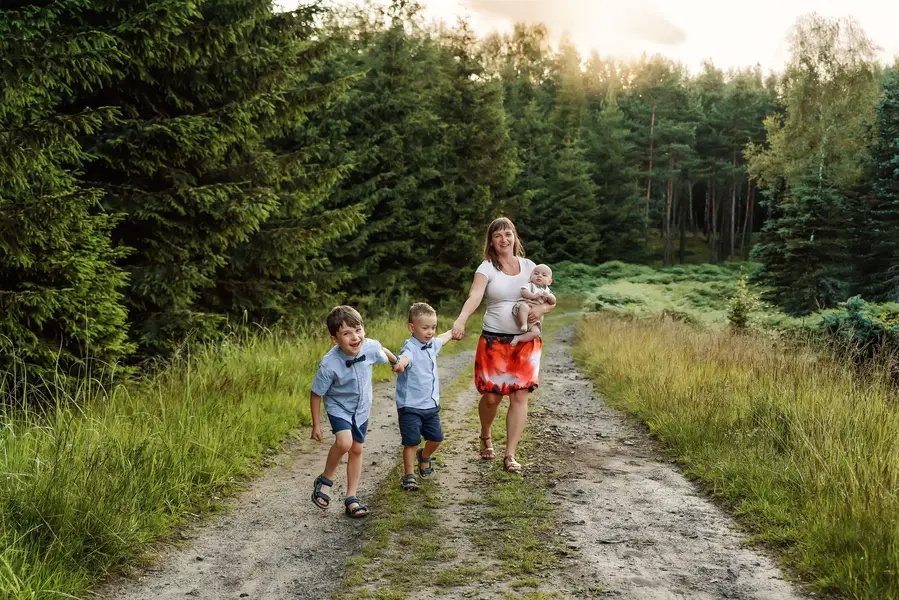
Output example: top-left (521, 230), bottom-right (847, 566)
top-left (474, 331), bottom-right (542, 396)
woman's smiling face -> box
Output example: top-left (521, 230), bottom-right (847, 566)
top-left (491, 227), bottom-right (516, 255)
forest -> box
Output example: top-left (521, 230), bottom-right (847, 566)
top-left (1, 0), bottom-right (897, 390)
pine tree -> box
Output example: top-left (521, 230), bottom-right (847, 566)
top-left (0, 3), bottom-right (132, 390)
top-left (860, 69), bottom-right (899, 301)
top-left (71, 0), bottom-right (323, 354)
top-left (583, 95), bottom-right (645, 262)
top-left (425, 21), bottom-right (519, 300)
top-left (204, 6), bottom-right (361, 324)
top-left (529, 140), bottom-right (601, 263)
top-left (751, 173), bottom-right (853, 314)
top-left (314, 1), bottom-right (446, 304)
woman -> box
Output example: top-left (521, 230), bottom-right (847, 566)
top-left (451, 217), bottom-right (553, 473)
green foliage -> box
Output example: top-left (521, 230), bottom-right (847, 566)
top-left (820, 296), bottom-right (899, 364)
top-left (726, 275), bottom-right (761, 330)
top-left (858, 68), bottom-right (899, 302)
top-left (69, 0), bottom-right (338, 355)
top-left (0, 2), bottom-right (132, 391)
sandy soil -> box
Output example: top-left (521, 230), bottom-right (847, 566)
top-left (98, 326), bottom-right (807, 600)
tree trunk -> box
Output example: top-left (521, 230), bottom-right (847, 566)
top-left (709, 175), bottom-right (717, 263)
top-left (704, 180), bottom-right (711, 241)
top-left (730, 150), bottom-right (737, 262)
top-left (645, 102), bottom-right (655, 226)
top-left (745, 182), bottom-right (757, 260)
top-left (741, 178), bottom-right (753, 259)
top-left (679, 182), bottom-right (687, 264)
top-left (664, 157), bottom-right (674, 266)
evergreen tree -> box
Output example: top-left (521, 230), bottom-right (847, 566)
top-left (860, 69), bottom-right (899, 301)
top-left (747, 14), bottom-right (880, 312)
top-left (583, 95), bottom-right (645, 262)
top-left (426, 21), bottom-right (519, 300)
top-left (315, 1), bottom-right (446, 303)
top-left (205, 6), bottom-right (360, 324)
top-left (528, 140), bottom-right (601, 263)
top-left (71, 0), bottom-right (322, 354)
top-left (0, 3), bottom-right (132, 389)
top-left (751, 174), bottom-right (853, 313)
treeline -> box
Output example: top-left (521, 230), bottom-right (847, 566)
top-left (2, 1), bottom-right (898, 392)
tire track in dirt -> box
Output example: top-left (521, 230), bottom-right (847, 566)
top-left (97, 352), bottom-right (473, 600)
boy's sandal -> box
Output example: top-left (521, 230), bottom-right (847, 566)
top-left (504, 455), bottom-right (523, 474)
top-left (311, 474), bottom-right (333, 509)
top-left (401, 474), bottom-right (420, 491)
top-left (344, 496), bottom-right (370, 518)
top-left (479, 436), bottom-right (495, 460)
top-left (416, 448), bottom-right (435, 478)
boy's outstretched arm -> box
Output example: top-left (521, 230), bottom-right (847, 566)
top-left (310, 392), bottom-right (325, 442)
top-left (436, 329), bottom-right (454, 345)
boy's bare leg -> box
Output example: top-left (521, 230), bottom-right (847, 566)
top-left (420, 440), bottom-right (440, 461)
top-left (346, 440), bottom-right (365, 501)
top-left (403, 445), bottom-right (418, 475)
top-left (511, 324), bottom-right (541, 346)
top-left (516, 303), bottom-right (531, 332)
top-left (318, 430), bottom-right (352, 501)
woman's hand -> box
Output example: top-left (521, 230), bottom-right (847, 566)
top-left (451, 319), bottom-right (466, 340)
top-left (527, 303), bottom-right (550, 324)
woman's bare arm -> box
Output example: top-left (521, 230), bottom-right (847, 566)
top-left (452, 273), bottom-right (488, 339)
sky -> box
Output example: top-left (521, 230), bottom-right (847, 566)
top-left (282, 0), bottom-right (899, 73)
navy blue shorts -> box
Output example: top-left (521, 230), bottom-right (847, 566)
top-left (397, 406), bottom-right (444, 447)
top-left (327, 414), bottom-right (368, 443)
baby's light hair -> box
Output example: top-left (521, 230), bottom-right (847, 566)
top-left (408, 302), bottom-right (437, 323)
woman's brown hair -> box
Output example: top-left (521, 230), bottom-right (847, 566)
top-left (483, 217), bottom-right (525, 271)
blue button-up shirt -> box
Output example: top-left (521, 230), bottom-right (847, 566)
top-left (395, 336), bottom-right (444, 410)
top-left (311, 338), bottom-right (388, 425)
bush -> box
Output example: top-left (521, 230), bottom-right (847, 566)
top-left (727, 276), bottom-right (762, 331)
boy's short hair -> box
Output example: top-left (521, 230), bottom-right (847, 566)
top-left (327, 305), bottom-right (364, 336)
top-left (408, 302), bottom-right (437, 323)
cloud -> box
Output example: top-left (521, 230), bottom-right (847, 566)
top-left (624, 10), bottom-right (686, 45)
top-left (465, 0), bottom-right (685, 47)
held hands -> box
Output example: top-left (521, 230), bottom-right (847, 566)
top-left (391, 356), bottom-right (408, 373)
top-left (451, 319), bottom-right (466, 340)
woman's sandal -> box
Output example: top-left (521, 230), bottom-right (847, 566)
top-left (344, 496), bottom-right (370, 518)
top-left (311, 474), bottom-right (333, 509)
top-left (479, 435), bottom-right (496, 460)
top-left (401, 474), bottom-right (420, 491)
top-left (503, 455), bottom-right (523, 474)
top-left (416, 448), bottom-right (435, 478)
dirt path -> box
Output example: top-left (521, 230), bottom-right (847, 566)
top-left (534, 325), bottom-right (806, 599)
top-left (99, 351), bottom-right (473, 600)
top-left (100, 325), bottom-right (806, 600)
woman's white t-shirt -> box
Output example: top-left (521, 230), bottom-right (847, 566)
top-left (475, 257), bottom-right (537, 335)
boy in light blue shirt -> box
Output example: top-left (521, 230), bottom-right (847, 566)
top-left (391, 302), bottom-right (455, 491)
top-left (310, 305), bottom-right (400, 518)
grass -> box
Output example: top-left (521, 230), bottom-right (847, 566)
top-left (0, 309), bottom-right (450, 600)
top-left (335, 365), bottom-right (488, 600)
top-left (573, 313), bottom-right (899, 600)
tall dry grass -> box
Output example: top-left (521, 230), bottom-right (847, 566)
top-left (574, 314), bottom-right (898, 600)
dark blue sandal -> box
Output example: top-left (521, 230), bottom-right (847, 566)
top-left (416, 448), bottom-right (435, 478)
top-left (344, 496), bottom-right (369, 518)
top-left (311, 474), bottom-right (333, 509)
top-left (401, 474), bottom-right (420, 491)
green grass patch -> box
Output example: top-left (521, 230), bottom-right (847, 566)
top-left (0, 311), bottom-right (424, 599)
top-left (573, 313), bottom-right (899, 600)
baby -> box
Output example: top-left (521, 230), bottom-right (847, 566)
top-left (511, 264), bottom-right (556, 346)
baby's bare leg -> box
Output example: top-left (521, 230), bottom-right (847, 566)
top-left (516, 303), bottom-right (531, 332)
top-left (511, 323), bottom-right (541, 346)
